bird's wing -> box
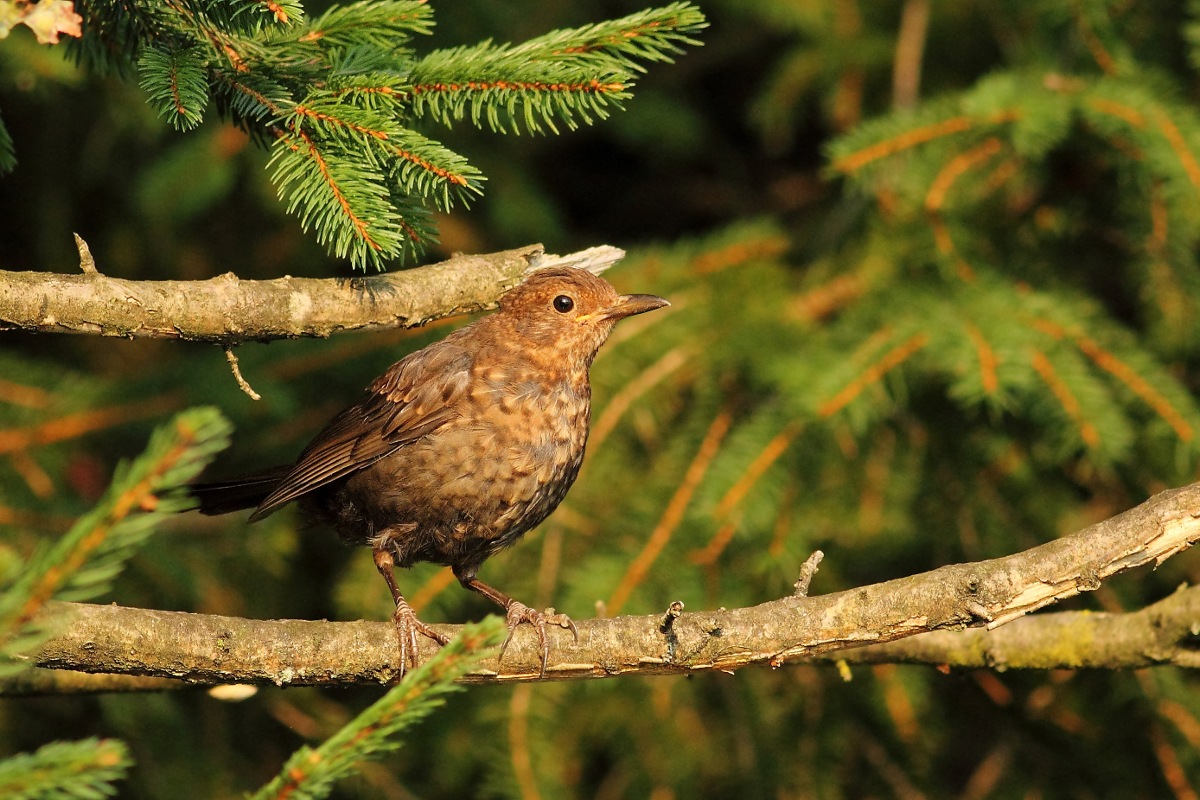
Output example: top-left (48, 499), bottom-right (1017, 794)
top-left (250, 339), bottom-right (474, 519)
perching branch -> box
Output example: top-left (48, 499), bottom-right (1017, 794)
top-left (12, 586), bottom-right (1200, 695)
top-left (0, 241), bottom-right (625, 343)
top-left (834, 582), bottom-right (1200, 669)
top-left (15, 479), bottom-right (1200, 692)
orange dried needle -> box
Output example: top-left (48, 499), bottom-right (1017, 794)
top-left (818, 333), bottom-right (930, 418)
top-left (1072, 334), bottom-right (1193, 442)
top-left (0, 395), bottom-right (180, 455)
top-left (1087, 96), bottom-right (1146, 129)
top-left (408, 567), bottom-right (456, 613)
top-left (690, 235), bottom-right (789, 275)
top-left (589, 343), bottom-right (696, 451)
top-left (964, 322), bottom-right (1000, 396)
top-left (713, 421), bottom-right (802, 521)
top-left (15, 432), bottom-right (194, 626)
top-left (1153, 109), bottom-right (1200, 192)
top-left (1072, 4), bottom-right (1118, 76)
top-left (689, 518), bottom-right (738, 566)
top-left (1029, 349), bottom-right (1101, 448)
top-left (792, 274), bottom-right (868, 322)
top-left (607, 408), bottom-right (733, 616)
top-left (0, 379), bottom-right (53, 408)
top-left (1031, 316), bottom-right (1192, 442)
top-left (509, 684), bottom-right (541, 800)
top-left (924, 137), bottom-right (1004, 213)
top-left (833, 111), bottom-right (1018, 175)
top-left (690, 420), bottom-right (803, 566)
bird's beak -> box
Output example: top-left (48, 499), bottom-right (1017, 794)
top-left (602, 294), bottom-right (670, 321)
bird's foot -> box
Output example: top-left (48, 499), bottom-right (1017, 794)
top-left (499, 601), bottom-right (579, 676)
top-left (390, 597), bottom-right (451, 678)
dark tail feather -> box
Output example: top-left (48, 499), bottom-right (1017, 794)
top-left (190, 466), bottom-right (291, 517)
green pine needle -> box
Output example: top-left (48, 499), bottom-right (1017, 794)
top-left (292, 0), bottom-right (433, 51)
top-left (382, 128), bottom-right (485, 208)
top-left (0, 407), bottom-right (232, 677)
top-left (138, 45), bottom-right (211, 131)
top-left (242, 0), bottom-right (305, 27)
top-left (251, 618), bottom-right (506, 800)
top-left (0, 738), bottom-right (131, 800)
top-left (408, 3), bottom-right (707, 135)
top-left (269, 131), bottom-right (418, 269)
top-left (513, 2), bottom-right (708, 72)
top-left (25, 0), bottom-right (707, 268)
top-left (213, 70), bottom-right (296, 123)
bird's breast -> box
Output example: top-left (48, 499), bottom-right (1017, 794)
top-left (332, 364), bottom-right (592, 567)
top-left (471, 366), bottom-right (591, 489)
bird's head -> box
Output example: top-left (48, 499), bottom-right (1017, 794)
top-left (497, 267), bottom-right (669, 364)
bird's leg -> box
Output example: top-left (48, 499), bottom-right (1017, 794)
top-left (373, 547), bottom-right (450, 676)
top-left (454, 569), bottom-right (578, 676)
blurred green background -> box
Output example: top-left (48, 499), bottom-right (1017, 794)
top-left (3, 1), bottom-right (1200, 797)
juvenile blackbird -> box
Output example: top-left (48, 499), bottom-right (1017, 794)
top-left (192, 267), bottom-right (668, 674)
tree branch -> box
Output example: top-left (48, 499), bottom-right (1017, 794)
top-left (12, 480), bottom-right (1199, 693)
top-left (0, 243), bottom-right (625, 343)
top-left (11, 585), bottom-right (1199, 695)
top-left (835, 582), bottom-right (1200, 669)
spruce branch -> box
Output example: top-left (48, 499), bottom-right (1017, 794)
top-left (21, 477), bottom-right (1200, 687)
top-left (0, 408), bottom-right (232, 678)
top-left (213, 69), bottom-right (293, 122)
top-left (0, 738), bottom-right (131, 800)
top-left (50, 0), bottom-right (707, 268)
top-left (825, 65), bottom-right (1200, 352)
top-left (280, 96), bottom-right (483, 211)
top-left (270, 127), bottom-right (416, 268)
top-left (382, 127), bottom-right (484, 209)
top-left (407, 3), bottom-right (706, 134)
top-left (283, 0), bottom-right (432, 51)
top-left (790, 276), bottom-right (1200, 459)
top-left (251, 619), bottom-right (505, 800)
top-left (0, 242), bottom-right (625, 342)
top-left (138, 44), bottom-right (210, 131)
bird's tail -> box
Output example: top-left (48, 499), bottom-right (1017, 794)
top-left (190, 466), bottom-right (291, 517)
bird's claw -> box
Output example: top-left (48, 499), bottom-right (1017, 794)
top-left (499, 601), bottom-right (578, 676)
top-left (390, 598), bottom-right (451, 679)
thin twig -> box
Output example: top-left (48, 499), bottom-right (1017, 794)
top-left (224, 347), bottom-right (262, 401)
top-left (793, 550), bottom-right (824, 597)
top-left (73, 233), bottom-right (98, 275)
top-left (659, 600), bottom-right (685, 634)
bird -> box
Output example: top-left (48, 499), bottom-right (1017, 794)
top-left (191, 266), bottom-right (669, 676)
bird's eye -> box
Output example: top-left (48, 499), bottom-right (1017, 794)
top-left (553, 295), bottom-right (575, 313)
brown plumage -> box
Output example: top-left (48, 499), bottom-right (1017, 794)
top-left (192, 267), bottom-right (669, 674)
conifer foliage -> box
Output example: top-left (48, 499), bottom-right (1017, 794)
top-left (8, 0), bottom-right (1200, 797)
top-left (0, 408), bottom-right (230, 798)
top-left (0, 406), bottom-right (502, 799)
top-left (21, 0), bottom-right (706, 269)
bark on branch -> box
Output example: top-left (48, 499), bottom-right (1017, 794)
top-left (837, 582), bottom-right (1200, 669)
top-left (15, 480), bottom-right (1200, 693)
top-left (0, 242), bottom-right (625, 343)
top-left (10, 587), bottom-right (1200, 696)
